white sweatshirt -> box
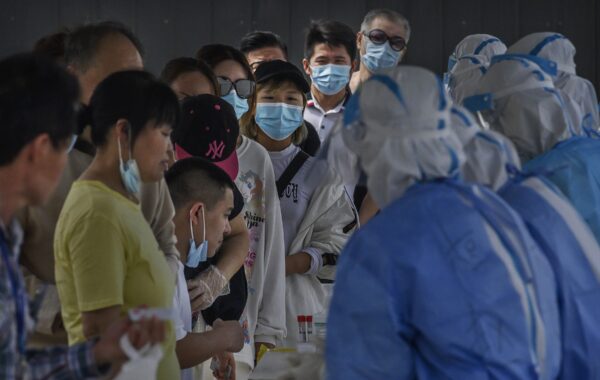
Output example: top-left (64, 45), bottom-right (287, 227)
top-left (267, 143), bottom-right (356, 347)
top-left (234, 137), bottom-right (287, 368)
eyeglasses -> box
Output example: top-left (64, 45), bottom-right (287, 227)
top-left (363, 29), bottom-right (407, 52)
top-left (217, 77), bottom-right (255, 99)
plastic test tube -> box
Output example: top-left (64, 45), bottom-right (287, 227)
top-left (297, 315), bottom-right (306, 342)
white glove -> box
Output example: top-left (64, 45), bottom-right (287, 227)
top-left (187, 265), bottom-right (229, 312)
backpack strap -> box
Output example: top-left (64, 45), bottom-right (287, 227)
top-left (276, 150), bottom-right (310, 198)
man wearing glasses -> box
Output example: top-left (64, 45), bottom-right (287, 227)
top-left (349, 9), bottom-right (410, 93)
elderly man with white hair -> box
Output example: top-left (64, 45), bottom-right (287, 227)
top-left (325, 66), bottom-right (560, 380)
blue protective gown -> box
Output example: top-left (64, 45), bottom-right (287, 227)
top-left (524, 136), bottom-right (600, 241)
top-left (326, 179), bottom-right (560, 380)
top-left (499, 174), bottom-right (600, 379)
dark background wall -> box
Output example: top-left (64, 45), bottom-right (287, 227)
top-left (1, 0), bottom-right (598, 92)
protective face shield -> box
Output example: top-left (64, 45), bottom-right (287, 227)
top-left (450, 105), bottom-right (521, 191)
top-left (186, 206), bottom-right (208, 268)
top-left (310, 64), bottom-right (351, 95)
top-left (342, 66), bottom-right (465, 208)
top-left (255, 102), bottom-right (304, 141)
top-left (117, 127), bottom-right (141, 194)
top-left (463, 55), bottom-right (573, 163)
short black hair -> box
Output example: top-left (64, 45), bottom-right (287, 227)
top-left (65, 21), bottom-right (144, 71)
top-left (0, 53), bottom-right (80, 165)
top-left (196, 44), bottom-right (254, 81)
top-left (33, 28), bottom-right (70, 63)
top-left (88, 70), bottom-right (179, 147)
top-left (240, 31), bottom-right (288, 59)
top-left (304, 19), bottom-right (356, 60)
top-left (165, 157), bottom-right (234, 210)
top-left (159, 57), bottom-right (220, 95)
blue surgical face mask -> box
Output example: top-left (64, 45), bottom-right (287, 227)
top-left (186, 206), bottom-right (208, 268)
top-left (361, 39), bottom-right (401, 72)
top-left (67, 134), bottom-right (78, 153)
top-left (222, 90), bottom-right (250, 120)
top-left (310, 64), bottom-right (351, 95)
top-left (117, 132), bottom-right (141, 194)
top-left (255, 103), bottom-right (304, 141)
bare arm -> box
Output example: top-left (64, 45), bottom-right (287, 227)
top-left (176, 319), bottom-right (243, 369)
top-left (82, 305), bottom-right (122, 340)
top-left (285, 253), bottom-right (312, 276)
top-left (358, 192), bottom-right (379, 226)
top-left (215, 214), bottom-right (249, 280)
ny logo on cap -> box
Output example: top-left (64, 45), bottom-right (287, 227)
top-left (206, 140), bottom-right (225, 160)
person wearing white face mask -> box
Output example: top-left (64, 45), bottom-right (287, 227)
top-left (242, 60), bottom-right (356, 347)
top-left (349, 8), bottom-right (410, 93)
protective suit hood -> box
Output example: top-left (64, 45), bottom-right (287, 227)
top-left (450, 105), bottom-right (521, 190)
top-left (463, 55), bottom-right (573, 162)
top-left (508, 32), bottom-right (600, 131)
top-left (454, 34), bottom-right (507, 61)
top-left (448, 54), bottom-right (488, 105)
top-left (342, 65), bottom-right (464, 208)
top-left (508, 32), bottom-right (576, 74)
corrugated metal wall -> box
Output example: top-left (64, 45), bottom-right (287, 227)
top-left (0, 0), bottom-right (597, 92)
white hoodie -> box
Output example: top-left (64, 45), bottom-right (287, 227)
top-left (234, 136), bottom-right (286, 368)
top-left (268, 144), bottom-right (356, 346)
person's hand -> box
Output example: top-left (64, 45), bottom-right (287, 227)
top-left (93, 316), bottom-right (166, 366)
top-left (212, 318), bottom-right (244, 352)
top-left (187, 265), bottom-right (228, 312)
top-left (212, 351), bottom-right (236, 380)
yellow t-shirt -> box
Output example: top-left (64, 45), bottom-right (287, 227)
top-left (54, 180), bottom-right (178, 379)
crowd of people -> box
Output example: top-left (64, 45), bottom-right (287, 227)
top-left (1, 6), bottom-right (599, 380)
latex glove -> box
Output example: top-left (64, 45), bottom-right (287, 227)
top-left (187, 265), bottom-right (228, 312)
top-left (211, 351), bottom-right (236, 380)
